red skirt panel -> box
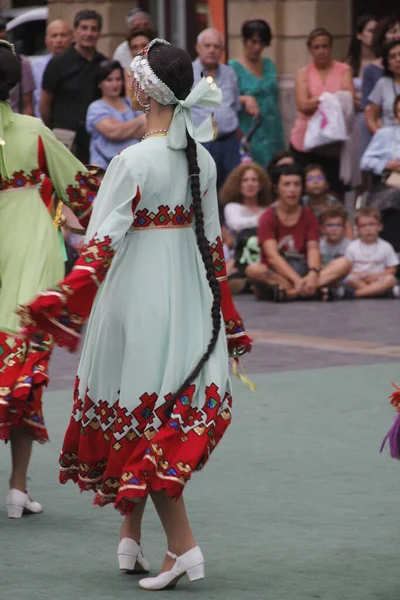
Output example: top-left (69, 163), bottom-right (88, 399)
top-left (59, 377), bottom-right (232, 515)
top-left (0, 332), bottom-right (53, 442)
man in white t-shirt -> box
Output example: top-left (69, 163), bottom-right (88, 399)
top-left (113, 8), bottom-right (153, 69)
top-left (343, 207), bottom-right (399, 298)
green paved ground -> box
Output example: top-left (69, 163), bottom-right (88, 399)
top-left (2, 363), bottom-right (400, 600)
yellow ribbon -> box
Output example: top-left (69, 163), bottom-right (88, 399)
top-left (231, 358), bottom-right (256, 392)
top-left (53, 200), bottom-right (63, 229)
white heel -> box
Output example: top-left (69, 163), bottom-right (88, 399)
top-left (187, 562), bottom-right (205, 582)
top-left (139, 546), bottom-right (204, 591)
top-left (117, 538), bottom-right (150, 574)
top-left (7, 504), bottom-right (24, 519)
top-left (6, 489), bottom-right (42, 519)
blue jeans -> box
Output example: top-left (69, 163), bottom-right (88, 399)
top-left (203, 131), bottom-right (241, 190)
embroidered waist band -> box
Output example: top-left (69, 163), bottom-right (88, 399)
top-left (130, 205), bottom-right (193, 230)
top-left (130, 222), bottom-right (192, 232)
top-left (0, 183), bottom-right (38, 194)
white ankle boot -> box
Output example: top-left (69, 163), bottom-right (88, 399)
top-left (6, 489), bottom-right (42, 519)
top-left (139, 546), bottom-right (204, 591)
top-left (117, 538), bottom-right (150, 574)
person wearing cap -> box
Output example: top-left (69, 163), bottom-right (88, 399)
top-left (113, 8), bottom-right (153, 69)
top-left (191, 28), bottom-right (241, 191)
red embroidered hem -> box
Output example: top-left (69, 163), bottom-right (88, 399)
top-left (0, 331), bottom-right (52, 443)
top-left (58, 380), bottom-right (232, 514)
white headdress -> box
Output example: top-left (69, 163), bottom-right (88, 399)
top-left (130, 38), bottom-right (222, 150)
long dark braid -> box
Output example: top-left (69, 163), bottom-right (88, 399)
top-left (169, 133), bottom-right (222, 404)
top-left (148, 42), bottom-right (222, 405)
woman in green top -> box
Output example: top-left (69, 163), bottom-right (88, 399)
top-left (0, 41), bottom-right (98, 518)
top-left (229, 19), bottom-right (284, 168)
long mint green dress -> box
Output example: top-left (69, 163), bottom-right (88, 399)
top-left (20, 136), bottom-right (250, 513)
top-left (229, 57), bottom-right (284, 168)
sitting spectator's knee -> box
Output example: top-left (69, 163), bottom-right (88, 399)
top-left (245, 262), bottom-right (264, 281)
top-left (386, 274), bottom-right (397, 288)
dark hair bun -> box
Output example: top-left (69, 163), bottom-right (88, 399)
top-left (148, 42), bottom-right (194, 101)
top-left (0, 47), bottom-right (21, 100)
top-left (0, 81), bottom-right (9, 101)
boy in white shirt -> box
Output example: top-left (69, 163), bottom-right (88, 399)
top-left (343, 207), bottom-right (399, 298)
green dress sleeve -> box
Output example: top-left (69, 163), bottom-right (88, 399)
top-left (38, 123), bottom-right (98, 229)
top-left (19, 152), bottom-right (142, 351)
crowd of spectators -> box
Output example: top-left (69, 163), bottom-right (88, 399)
top-left (6, 7), bottom-right (400, 302)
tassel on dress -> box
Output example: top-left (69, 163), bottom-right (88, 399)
top-left (380, 383), bottom-right (400, 459)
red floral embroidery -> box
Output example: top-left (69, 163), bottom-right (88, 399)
top-left (18, 235), bottom-right (115, 352)
top-left (79, 235), bottom-right (115, 282)
top-left (0, 169), bottom-right (42, 191)
top-left (209, 236), bottom-right (225, 278)
top-left (65, 172), bottom-right (98, 228)
top-left (132, 205), bottom-right (193, 229)
top-left (0, 331), bottom-right (53, 443)
top-left (59, 378), bottom-right (232, 514)
top-left (208, 236), bottom-right (251, 350)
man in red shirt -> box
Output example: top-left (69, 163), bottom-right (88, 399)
top-left (246, 164), bottom-right (349, 300)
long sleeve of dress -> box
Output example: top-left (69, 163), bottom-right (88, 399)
top-left (202, 161), bottom-right (252, 353)
top-left (361, 127), bottom-right (394, 175)
top-left (38, 124), bottom-right (98, 229)
top-left (18, 153), bottom-right (141, 351)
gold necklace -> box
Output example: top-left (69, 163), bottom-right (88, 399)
top-left (142, 130), bottom-right (168, 141)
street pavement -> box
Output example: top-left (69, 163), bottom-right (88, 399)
top-left (2, 297), bottom-right (400, 600)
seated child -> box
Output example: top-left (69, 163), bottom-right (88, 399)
top-left (342, 206), bottom-right (399, 299)
top-left (319, 207), bottom-right (351, 266)
top-left (303, 164), bottom-right (353, 238)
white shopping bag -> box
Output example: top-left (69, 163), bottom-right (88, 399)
top-left (304, 92), bottom-right (348, 150)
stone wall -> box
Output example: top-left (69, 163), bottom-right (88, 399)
top-left (227, 0), bottom-right (352, 74)
top-left (227, 0), bottom-right (352, 143)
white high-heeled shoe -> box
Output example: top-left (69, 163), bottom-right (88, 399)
top-left (138, 546), bottom-right (204, 591)
top-left (117, 538), bottom-right (150, 574)
top-left (6, 489), bottom-right (42, 519)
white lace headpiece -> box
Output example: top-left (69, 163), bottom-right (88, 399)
top-left (130, 38), bottom-right (222, 149)
top-left (130, 38), bottom-right (178, 105)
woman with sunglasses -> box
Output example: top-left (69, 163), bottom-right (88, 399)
top-left (302, 164), bottom-right (353, 238)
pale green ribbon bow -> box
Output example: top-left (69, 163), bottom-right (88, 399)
top-left (167, 78), bottom-right (222, 150)
top-left (0, 101), bottom-right (13, 179)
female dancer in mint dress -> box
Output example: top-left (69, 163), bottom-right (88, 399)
top-left (0, 42), bottom-right (98, 518)
top-left (230, 19), bottom-right (284, 168)
top-left (20, 40), bottom-right (251, 591)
